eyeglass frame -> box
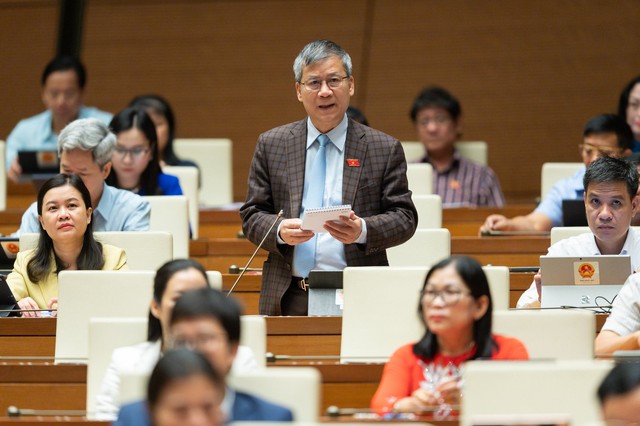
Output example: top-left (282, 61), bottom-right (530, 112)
top-left (299, 76), bottom-right (350, 92)
top-left (113, 145), bottom-right (151, 160)
top-left (578, 142), bottom-right (623, 158)
top-left (167, 331), bottom-right (229, 351)
top-left (420, 287), bottom-right (472, 306)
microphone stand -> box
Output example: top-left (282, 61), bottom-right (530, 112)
top-left (227, 210), bottom-right (283, 297)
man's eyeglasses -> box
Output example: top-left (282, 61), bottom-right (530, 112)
top-left (300, 76), bottom-right (349, 92)
top-left (421, 287), bottom-right (470, 306)
top-left (113, 146), bottom-right (150, 159)
top-left (168, 332), bottom-right (228, 351)
top-left (579, 143), bottom-right (622, 158)
top-left (417, 116), bottom-right (451, 127)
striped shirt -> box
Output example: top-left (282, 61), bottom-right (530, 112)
top-left (421, 151), bottom-right (505, 208)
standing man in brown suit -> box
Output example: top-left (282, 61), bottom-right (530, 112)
top-left (240, 40), bottom-right (417, 315)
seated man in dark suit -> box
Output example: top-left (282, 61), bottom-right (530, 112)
top-left (114, 288), bottom-right (293, 424)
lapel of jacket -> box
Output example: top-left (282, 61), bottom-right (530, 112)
top-left (286, 120), bottom-right (308, 218)
top-left (343, 120), bottom-right (367, 206)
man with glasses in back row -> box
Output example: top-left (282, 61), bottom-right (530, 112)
top-left (240, 39), bottom-right (417, 316)
top-left (481, 114), bottom-right (633, 234)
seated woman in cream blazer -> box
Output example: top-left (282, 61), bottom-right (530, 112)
top-left (8, 174), bottom-right (127, 316)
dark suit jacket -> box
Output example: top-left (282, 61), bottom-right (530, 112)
top-left (240, 118), bottom-right (418, 315)
top-left (112, 391), bottom-right (293, 425)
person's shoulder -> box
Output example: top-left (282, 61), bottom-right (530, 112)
top-left (234, 391), bottom-right (293, 421)
top-left (550, 231), bottom-right (594, 253)
top-left (350, 120), bottom-right (397, 144)
top-left (79, 106), bottom-right (113, 124)
top-left (101, 243), bottom-right (126, 257)
top-left (13, 110), bottom-right (51, 129)
top-left (492, 334), bottom-right (529, 360)
top-left (260, 119), bottom-right (306, 140)
top-left (389, 342), bottom-right (419, 362)
top-left (157, 171), bottom-right (180, 186)
top-left (107, 185), bottom-right (148, 206)
top-left (111, 341), bottom-right (159, 369)
top-left (114, 400), bottom-right (150, 426)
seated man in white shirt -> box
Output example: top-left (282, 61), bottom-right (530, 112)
top-left (517, 155), bottom-right (640, 308)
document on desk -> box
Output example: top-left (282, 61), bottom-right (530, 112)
top-left (301, 204), bottom-right (352, 233)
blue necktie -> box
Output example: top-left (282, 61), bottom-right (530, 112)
top-left (294, 134), bottom-right (329, 278)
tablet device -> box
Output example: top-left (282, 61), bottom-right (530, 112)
top-left (0, 238), bottom-right (19, 271)
top-left (0, 275), bottom-right (19, 317)
top-left (561, 199), bottom-right (587, 226)
top-left (17, 150), bottom-right (59, 175)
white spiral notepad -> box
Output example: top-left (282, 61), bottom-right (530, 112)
top-left (301, 204), bottom-right (352, 233)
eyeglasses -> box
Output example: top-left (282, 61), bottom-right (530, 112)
top-left (417, 116), bottom-right (451, 127)
top-left (113, 146), bottom-right (150, 159)
top-left (421, 287), bottom-right (470, 306)
top-left (300, 76), bottom-right (349, 92)
top-left (169, 332), bottom-right (228, 351)
top-left (579, 143), bottom-right (622, 158)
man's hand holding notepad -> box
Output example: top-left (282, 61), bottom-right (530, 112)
top-left (301, 204), bottom-right (352, 233)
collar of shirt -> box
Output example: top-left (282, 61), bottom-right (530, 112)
top-left (94, 182), bottom-right (113, 223)
top-left (221, 386), bottom-right (235, 421)
top-left (420, 149), bottom-right (461, 173)
top-left (589, 228), bottom-right (633, 255)
top-left (306, 115), bottom-right (348, 151)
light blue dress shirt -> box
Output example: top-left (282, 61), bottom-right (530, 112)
top-left (5, 106), bottom-right (112, 168)
top-left (15, 183), bottom-right (150, 236)
top-left (289, 115), bottom-right (367, 276)
top-left (533, 166), bottom-right (586, 227)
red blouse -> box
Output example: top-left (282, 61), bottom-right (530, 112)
top-left (370, 334), bottom-right (529, 412)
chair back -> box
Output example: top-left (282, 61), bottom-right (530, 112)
top-left (143, 195), bottom-right (189, 258)
top-left (406, 163), bottom-right (433, 195)
top-left (412, 194), bottom-right (442, 229)
top-left (455, 141), bottom-right (488, 165)
top-left (386, 228), bottom-right (450, 267)
top-left (55, 270), bottom-right (155, 362)
top-left (239, 315), bottom-right (266, 368)
top-left (19, 231), bottom-right (173, 270)
top-left (493, 310), bottom-right (595, 359)
top-left (461, 360), bottom-right (613, 426)
top-left (549, 226), bottom-right (591, 245)
top-left (206, 270), bottom-right (223, 290)
top-left (541, 162), bottom-right (583, 199)
top-left (227, 367), bottom-right (321, 421)
top-left (341, 266), bottom-right (512, 362)
top-left (86, 317), bottom-right (148, 418)
top-left (173, 138), bottom-right (232, 207)
top-left (400, 140), bottom-right (488, 166)
top-left (163, 165), bottom-right (200, 239)
top-left (0, 141), bottom-right (6, 211)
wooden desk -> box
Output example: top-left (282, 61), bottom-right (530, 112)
top-left (442, 205), bottom-right (536, 237)
top-left (0, 359), bottom-right (383, 415)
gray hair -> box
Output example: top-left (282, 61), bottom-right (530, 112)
top-left (293, 40), bottom-right (352, 82)
top-left (58, 118), bottom-right (115, 167)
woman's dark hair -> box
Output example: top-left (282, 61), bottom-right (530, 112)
top-left (147, 348), bottom-right (224, 409)
top-left (148, 259), bottom-right (209, 342)
top-left (27, 174), bottom-right (104, 282)
top-left (618, 75), bottom-right (640, 126)
top-left (171, 288), bottom-right (242, 344)
top-left (128, 94), bottom-right (182, 166)
top-left (413, 255), bottom-right (495, 360)
top-left (107, 107), bottom-right (162, 195)
top-left (597, 362), bottom-right (640, 405)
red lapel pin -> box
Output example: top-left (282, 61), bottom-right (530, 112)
top-left (347, 159), bottom-right (360, 167)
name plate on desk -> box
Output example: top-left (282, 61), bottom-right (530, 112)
top-left (308, 271), bottom-right (343, 316)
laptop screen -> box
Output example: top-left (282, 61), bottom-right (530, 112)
top-left (561, 199), bottom-right (587, 227)
top-left (540, 255), bottom-right (631, 308)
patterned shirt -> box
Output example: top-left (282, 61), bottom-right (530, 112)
top-left (421, 151), bottom-right (505, 207)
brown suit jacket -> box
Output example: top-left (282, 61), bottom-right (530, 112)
top-left (240, 119), bottom-right (418, 315)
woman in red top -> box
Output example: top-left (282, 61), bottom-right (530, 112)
top-left (371, 255), bottom-right (528, 414)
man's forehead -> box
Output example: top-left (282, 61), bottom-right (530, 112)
top-left (586, 181), bottom-right (629, 198)
top-left (301, 56), bottom-right (345, 77)
top-left (584, 132), bottom-right (619, 147)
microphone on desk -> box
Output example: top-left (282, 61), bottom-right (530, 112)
top-left (227, 210), bottom-right (283, 297)
top-left (7, 406), bottom-right (86, 417)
